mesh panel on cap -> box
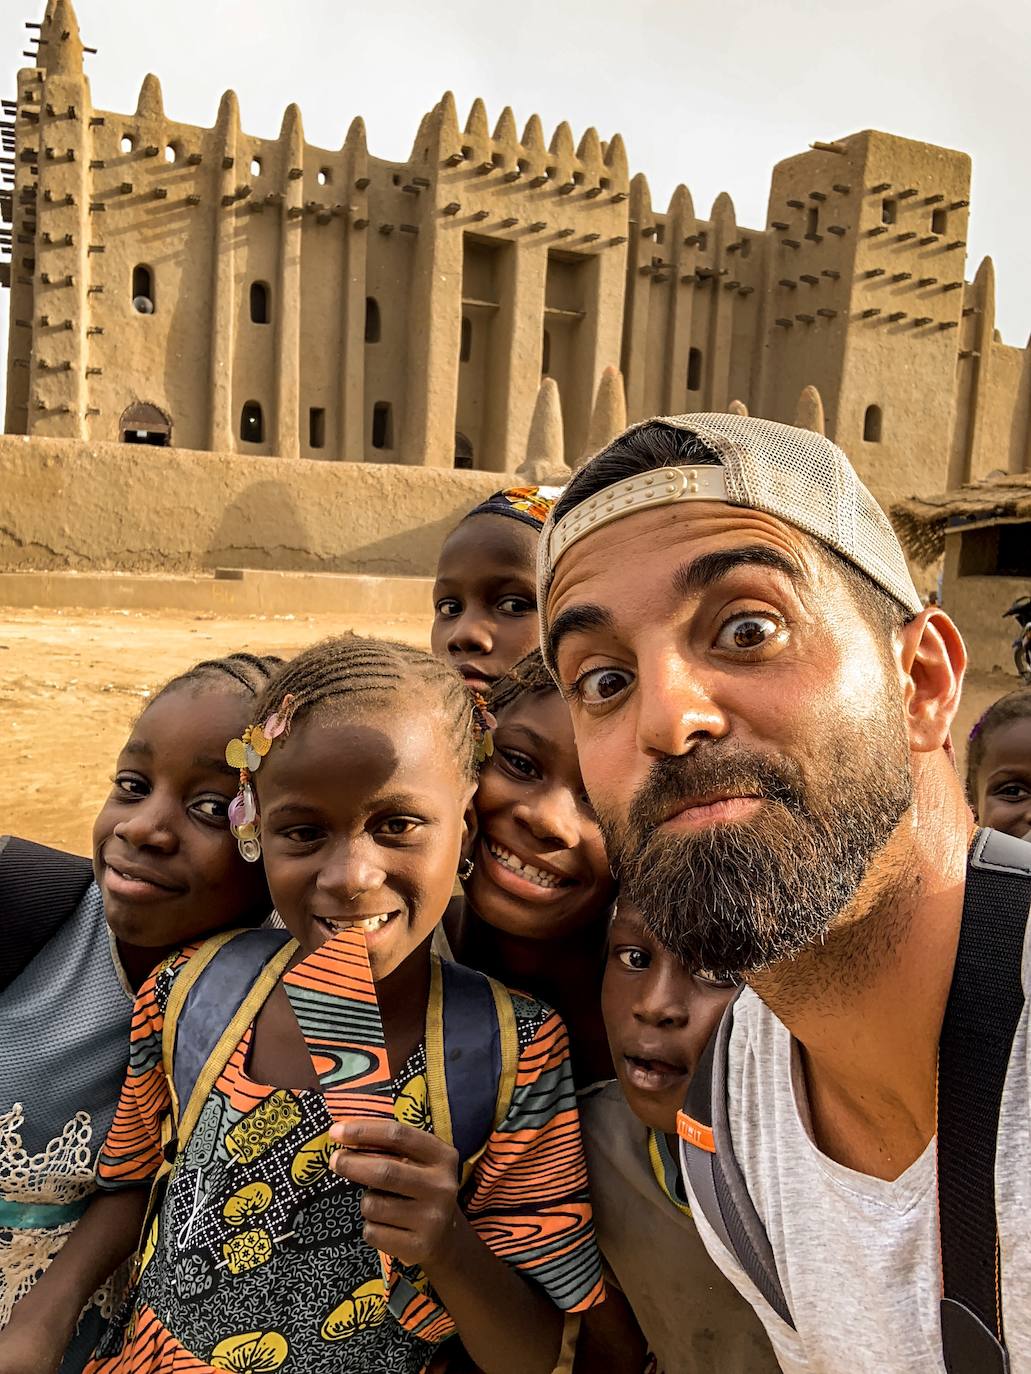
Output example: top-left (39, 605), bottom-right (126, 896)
top-left (660, 413), bottom-right (922, 614)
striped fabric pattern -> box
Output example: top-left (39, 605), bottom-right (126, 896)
top-left (89, 949), bottom-right (602, 1373)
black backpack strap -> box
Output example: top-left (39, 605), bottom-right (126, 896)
top-left (169, 927), bottom-right (294, 1127)
top-left (937, 827), bottom-right (1031, 1374)
top-left (437, 958), bottom-right (502, 1163)
top-left (678, 989), bottom-right (795, 1329)
top-left (0, 835), bottom-right (95, 993)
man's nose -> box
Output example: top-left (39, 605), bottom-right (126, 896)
top-left (635, 648), bottom-right (728, 758)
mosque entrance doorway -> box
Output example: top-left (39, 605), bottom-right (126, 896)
top-left (119, 402), bottom-right (172, 447)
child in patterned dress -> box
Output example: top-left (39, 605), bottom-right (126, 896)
top-left (8, 638), bottom-right (602, 1374)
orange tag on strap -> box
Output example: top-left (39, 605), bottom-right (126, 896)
top-left (676, 1109), bottom-right (715, 1154)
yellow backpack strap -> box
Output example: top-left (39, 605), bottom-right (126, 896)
top-left (424, 954), bottom-right (453, 1149)
top-left (488, 976), bottom-right (518, 1130)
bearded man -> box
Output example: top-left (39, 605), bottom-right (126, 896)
top-left (539, 414), bottom-right (1031, 1373)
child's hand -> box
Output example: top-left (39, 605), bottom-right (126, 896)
top-left (329, 1118), bottom-right (461, 1268)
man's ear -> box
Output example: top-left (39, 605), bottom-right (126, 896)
top-left (897, 608), bottom-right (967, 754)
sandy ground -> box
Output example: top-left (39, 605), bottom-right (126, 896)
top-left (0, 604), bottom-right (1020, 857)
top-left (1, 606), bottom-right (427, 857)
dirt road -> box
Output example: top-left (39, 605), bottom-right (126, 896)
top-left (0, 604), bottom-right (1019, 858)
top-left (1, 606), bottom-right (426, 856)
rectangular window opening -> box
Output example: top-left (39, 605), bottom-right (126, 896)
top-left (371, 401), bottom-right (393, 451)
top-left (309, 407), bottom-right (325, 450)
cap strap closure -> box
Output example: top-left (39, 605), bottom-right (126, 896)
top-left (549, 465), bottom-right (728, 566)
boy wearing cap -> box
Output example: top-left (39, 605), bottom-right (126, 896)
top-left (576, 899), bottom-right (778, 1373)
top-left (537, 415), bottom-right (1031, 1373)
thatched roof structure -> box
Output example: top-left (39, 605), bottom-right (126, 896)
top-left (891, 472), bottom-right (1031, 567)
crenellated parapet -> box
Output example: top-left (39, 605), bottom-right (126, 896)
top-left (1, 0), bottom-right (1024, 503)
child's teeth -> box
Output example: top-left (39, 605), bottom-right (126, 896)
top-left (487, 842), bottom-right (563, 889)
top-left (323, 914), bottom-right (391, 933)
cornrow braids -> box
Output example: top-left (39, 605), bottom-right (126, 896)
top-left (965, 687), bottom-right (1031, 803)
top-left (148, 651), bottom-right (284, 707)
top-left (253, 636), bottom-right (480, 782)
top-left (488, 649), bottom-right (558, 718)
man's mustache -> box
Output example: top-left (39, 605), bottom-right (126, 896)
top-left (623, 744), bottom-right (808, 840)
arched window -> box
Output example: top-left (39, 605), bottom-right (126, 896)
top-left (460, 316), bottom-right (472, 363)
top-left (541, 329), bottom-right (551, 375)
top-left (164, 144), bottom-right (177, 164)
top-left (454, 431), bottom-right (474, 469)
top-left (132, 264), bottom-right (154, 313)
top-left (863, 404), bottom-right (883, 443)
top-left (365, 297), bottom-right (381, 344)
top-left (240, 401), bottom-right (264, 444)
top-left (249, 281), bottom-right (270, 325)
top-left (119, 402), bottom-right (172, 447)
top-left (250, 156), bottom-right (262, 177)
top-left (687, 347), bottom-right (703, 392)
top-left (120, 134), bottom-right (135, 154)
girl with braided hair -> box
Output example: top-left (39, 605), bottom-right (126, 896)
top-left (47, 637), bottom-right (601, 1374)
top-left (0, 653), bottom-right (280, 1373)
top-left (441, 649), bottom-right (617, 1087)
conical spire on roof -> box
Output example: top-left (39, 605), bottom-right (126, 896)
top-left (493, 106), bottom-right (517, 146)
top-left (136, 72), bottom-right (164, 119)
top-left (576, 127), bottom-right (602, 167)
top-left (522, 114), bottom-right (545, 152)
top-left (604, 132), bottom-right (628, 178)
top-left (435, 91), bottom-right (460, 142)
top-left (215, 88), bottom-right (240, 136)
top-left (517, 378), bottom-right (570, 483)
top-left (548, 121), bottom-right (575, 161)
top-left (795, 384), bottom-right (825, 435)
top-left (582, 366), bottom-right (627, 465)
top-left (344, 115), bottom-right (367, 154)
top-left (44, 0), bottom-right (83, 77)
top-left (465, 98), bottom-right (489, 140)
top-left (711, 190), bottom-right (737, 227)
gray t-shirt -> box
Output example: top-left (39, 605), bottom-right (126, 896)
top-left (683, 920), bottom-right (1031, 1373)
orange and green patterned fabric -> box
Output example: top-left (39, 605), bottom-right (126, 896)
top-left (87, 935), bottom-right (602, 1373)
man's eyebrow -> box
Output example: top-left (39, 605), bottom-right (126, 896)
top-left (547, 603), bottom-right (615, 665)
top-left (672, 545), bottom-right (803, 598)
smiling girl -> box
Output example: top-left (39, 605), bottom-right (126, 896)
top-left (443, 650), bottom-right (617, 1086)
top-left (42, 637), bottom-right (601, 1374)
top-left (0, 654), bottom-right (276, 1372)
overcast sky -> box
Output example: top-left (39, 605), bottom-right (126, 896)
top-left (3, 0), bottom-right (1029, 419)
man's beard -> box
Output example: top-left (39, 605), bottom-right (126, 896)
top-left (601, 705), bottom-right (913, 976)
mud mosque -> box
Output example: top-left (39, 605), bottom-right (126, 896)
top-left (1, 0), bottom-right (1030, 581)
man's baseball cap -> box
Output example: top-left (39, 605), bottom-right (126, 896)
top-left (537, 412), bottom-right (923, 672)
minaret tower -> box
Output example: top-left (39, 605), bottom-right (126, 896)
top-left (30, 0), bottom-right (91, 437)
